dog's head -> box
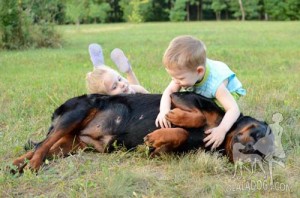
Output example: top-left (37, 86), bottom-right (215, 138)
top-left (225, 116), bottom-right (274, 161)
top-left (170, 92), bottom-right (224, 114)
top-left (170, 92), bottom-right (199, 111)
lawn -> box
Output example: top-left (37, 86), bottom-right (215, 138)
top-left (0, 22), bottom-right (299, 197)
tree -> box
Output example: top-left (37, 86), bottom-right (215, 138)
top-left (202, 0), bottom-right (214, 20)
top-left (285, 0), bottom-right (300, 20)
top-left (192, 0), bottom-right (202, 20)
top-left (29, 0), bottom-right (65, 23)
top-left (0, 0), bottom-right (62, 50)
top-left (119, 0), bottom-right (151, 23)
top-left (144, 0), bottom-right (169, 21)
top-left (229, 0), bottom-right (260, 20)
top-left (106, 0), bottom-right (123, 22)
top-left (264, 0), bottom-right (300, 20)
top-left (169, 0), bottom-right (187, 21)
top-left (0, 0), bottom-right (30, 49)
top-left (65, 0), bottom-right (86, 25)
top-left (89, 1), bottom-right (111, 23)
top-left (238, 0), bottom-right (245, 21)
top-left (211, 0), bottom-right (227, 20)
top-left (129, 0), bottom-right (149, 22)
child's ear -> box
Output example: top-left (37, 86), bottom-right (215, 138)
top-left (196, 66), bottom-right (205, 75)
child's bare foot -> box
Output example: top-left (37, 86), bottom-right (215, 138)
top-left (110, 48), bottom-right (131, 73)
top-left (88, 43), bottom-right (105, 68)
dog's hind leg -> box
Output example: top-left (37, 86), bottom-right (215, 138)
top-left (46, 134), bottom-right (87, 158)
top-left (28, 108), bottom-right (98, 172)
top-left (12, 135), bottom-right (87, 174)
top-left (12, 151), bottom-right (34, 173)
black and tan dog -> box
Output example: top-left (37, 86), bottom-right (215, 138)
top-left (12, 92), bottom-right (270, 172)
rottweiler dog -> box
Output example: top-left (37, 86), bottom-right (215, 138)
top-left (12, 92), bottom-right (270, 173)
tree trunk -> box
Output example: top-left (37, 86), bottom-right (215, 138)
top-left (225, 9), bottom-right (229, 20)
top-left (265, 13), bottom-right (268, 21)
top-left (238, 0), bottom-right (245, 21)
top-left (186, 2), bottom-right (190, 21)
top-left (199, 0), bottom-right (203, 20)
top-left (216, 12), bottom-right (221, 20)
top-left (196, 2), bottom-right (200, 21)
top-left (76, 19), bottom-right (80, 27)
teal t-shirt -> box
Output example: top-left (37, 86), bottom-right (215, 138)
top-left (182, 58), bottom-right (246, 99)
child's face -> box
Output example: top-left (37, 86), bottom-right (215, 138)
top-left (103, 70), bottom-right (134, 95)
top-left (166, 66), bottom-right (205, 88)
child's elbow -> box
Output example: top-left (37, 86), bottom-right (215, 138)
top-left (234, 105), bottom-right (240, 116)
top-left (227, 103), bottom-right (240, 115)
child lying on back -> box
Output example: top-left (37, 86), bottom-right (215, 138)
top-left (86, 44), bottom-right (148, 95)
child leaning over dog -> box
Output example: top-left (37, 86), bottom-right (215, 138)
top-left (155, 35), bottom-right (246, 149)
top-left (86, 43), bottom-right (148, 95)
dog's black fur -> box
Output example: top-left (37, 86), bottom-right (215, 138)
top-left (47, 93), bottom-right (225, 151)
top-left (13, 92), bottom-right (270, 172)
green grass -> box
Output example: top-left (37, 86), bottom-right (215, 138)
top-left (0, 22), bottom-right (299, 197)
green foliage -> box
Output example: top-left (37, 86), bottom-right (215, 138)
top-left (119, 0), bottom-right (131, 22)
top-left (0, 0), bottom-right (299, 37)
top-left (0, 0), bottom-right (31, 49)
top-left (65, 0), bottom-right (112, 24)
top-left (169, 0), bottom-right (187, 21)
top-left (30, 22), bottom-right (62, 48)
top-left (0, 0), bottom-right (62, 50)
top-left (89, 2), bottom-right (111, 23)
top-left (29, 0), bottom-right (65, 23)
top-left (229, 0), bottom-right (261, 20)
top-left (143, 0), bottom-right (169, 21)
top-left (119, 0), bottom-right (151, 23)
top-left (0, 29), bottom-right (3, 49)
top-left (27, 0), bottom-right (63, 47)
top-left (211, 0), bottom-right (227, 20)
top-left (65, 0), bottom-right (85, 25)
top-left (264, 0), bottom-right (300, 21)
top-left (286, 0), bottom-right (300, 20)
top-left (128, 0), bottom-right (149, 23)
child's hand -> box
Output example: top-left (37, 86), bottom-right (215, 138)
top-left (203, 127), bottom-right (226, 150)
top-left (155, 111), bottom-right (171, 128)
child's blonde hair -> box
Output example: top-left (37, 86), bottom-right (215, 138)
top-left (86, 66), bottom-right (116, 94)
top-left (163, 35), bottom-right (206, 71)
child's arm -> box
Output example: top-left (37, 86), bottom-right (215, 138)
top-left (155, 81), bottom-right (181, 128)
top-left (131, 85), bottom-right (149, 94)
top-left (126, 70), bottom-right (140, 85)
top-left (203, 83), bottom-right (240, 149)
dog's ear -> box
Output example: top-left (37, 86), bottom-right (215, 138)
top-left (194, 94), bottom-right (214, 111)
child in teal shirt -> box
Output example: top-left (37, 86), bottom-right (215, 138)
top-left (156, 35), bottom-right (246, 149)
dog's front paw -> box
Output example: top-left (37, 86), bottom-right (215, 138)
top-left (144, 128), bottom-right (189, 157)
top-left (166, 108), bottom-right (205, 128)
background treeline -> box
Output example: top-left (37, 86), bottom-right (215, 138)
top-left (23, 0), bottom-right (300, 24)
top-left (0, 0), bottom-right (299, 49)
